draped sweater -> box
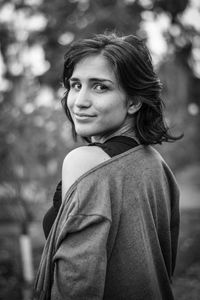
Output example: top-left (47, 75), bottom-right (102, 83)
top-left (33, 145), bottom-right (180, 300)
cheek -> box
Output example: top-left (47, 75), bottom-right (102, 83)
top-left (66, 93), bottom-right (73, 111)
top-left (98, 99), bottom-right (126, 117)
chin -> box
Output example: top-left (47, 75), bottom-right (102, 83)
top-left (75, 128), bottom-right (94, 138)
top-left (74, 124), bottom-right (94, 137)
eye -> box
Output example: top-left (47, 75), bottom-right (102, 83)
top-left (70, 82), bottom-right (81, 91)
top-left (93, 83), bottom-right (108, 93)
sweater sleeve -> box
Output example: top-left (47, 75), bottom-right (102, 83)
top-left (51, 213), bottom-right (111, 300)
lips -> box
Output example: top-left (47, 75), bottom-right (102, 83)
top-left (74, 112), bottom-right (96, 117)
top-left (75, 113), bottom-right (94, 117)
top-left (74, 112), bottom-right (96, 121)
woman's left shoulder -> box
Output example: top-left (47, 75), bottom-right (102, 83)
top-left (63, 145), bottom-right (110, 170)
top-left (62, 146), bottom-right (110, 200)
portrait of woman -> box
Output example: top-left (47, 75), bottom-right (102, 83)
top-left (33, 33), bottom-right (181, 300)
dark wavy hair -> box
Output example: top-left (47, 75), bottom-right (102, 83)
top-left (61, 33), bottom-right (182, 145)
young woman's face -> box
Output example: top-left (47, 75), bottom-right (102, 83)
top-left (67, 54), bottom-right (132, 140)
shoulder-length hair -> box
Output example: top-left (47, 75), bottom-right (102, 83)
top-left (61, 33), bottom-right (182, 145)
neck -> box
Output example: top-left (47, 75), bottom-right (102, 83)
top-left (91, 121), bottom-right (138, 144)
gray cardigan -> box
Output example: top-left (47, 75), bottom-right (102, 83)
top-left (33, 145), bottom-right (180, 300)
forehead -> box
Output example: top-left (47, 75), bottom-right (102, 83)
top-left (71, 54), bottom-right (116, 80)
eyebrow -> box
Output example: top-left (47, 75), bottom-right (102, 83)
top-left (69, 77), bottom-right (114, 84)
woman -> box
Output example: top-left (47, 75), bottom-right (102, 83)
top-left (34, 33), bottom-right (181, 300)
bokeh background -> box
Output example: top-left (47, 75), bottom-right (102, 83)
top-left (0, 0), bottom-right (200, 299)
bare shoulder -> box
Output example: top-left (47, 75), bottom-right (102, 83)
top-left (63, 145), bottom-right (110, 170)
top-left (62, 146), bottom-right (110, 200)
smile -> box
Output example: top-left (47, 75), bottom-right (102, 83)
top-left (74, 113), bottom-right (96, 121)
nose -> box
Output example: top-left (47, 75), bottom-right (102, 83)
top-left (74, 86), bottom-right (91, 108)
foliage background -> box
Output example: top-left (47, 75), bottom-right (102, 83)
top-left (0, 0), bottom-right (200, 299)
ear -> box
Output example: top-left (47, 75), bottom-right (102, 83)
top-left (127, 100), bottom-right (142, 115)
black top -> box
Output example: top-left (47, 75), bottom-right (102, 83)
top-left (43, 136), bottom-right (139, 238)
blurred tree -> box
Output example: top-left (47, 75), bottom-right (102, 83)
top-left (155, 0), bottom-right (189, 22)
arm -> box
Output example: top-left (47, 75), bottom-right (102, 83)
top-left (51, 213), bottom-right (111, 300)
top-left (50, 146), bottom-right (111, 299)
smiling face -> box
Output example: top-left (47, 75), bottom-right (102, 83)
top-left (67, 54), bottom-right (135, 141)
